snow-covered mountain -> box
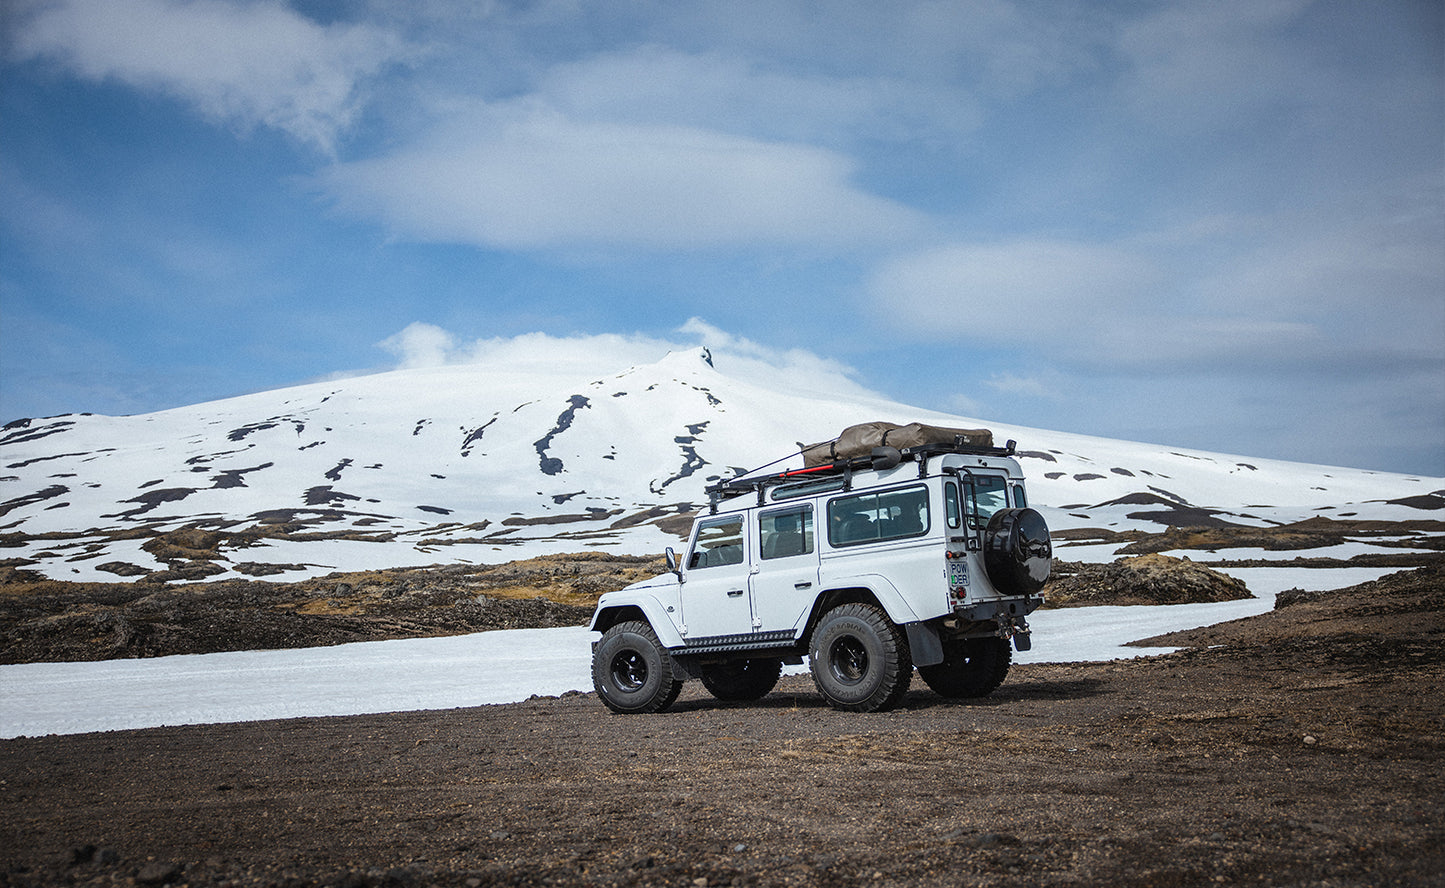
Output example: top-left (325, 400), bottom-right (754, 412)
top-left (2, 345), bottom-right (1439, 582)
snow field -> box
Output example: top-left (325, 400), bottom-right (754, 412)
top-left (0, 566), bottom-right (1397, 739)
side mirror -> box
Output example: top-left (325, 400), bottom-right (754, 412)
top-left (665, 547), bottom-right (684, 580)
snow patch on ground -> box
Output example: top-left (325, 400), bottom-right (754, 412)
top-left (0, 567), bottom-right (1391, 739)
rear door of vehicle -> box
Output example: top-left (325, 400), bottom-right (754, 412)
top-left (749, 503), bottom-right (821, 636)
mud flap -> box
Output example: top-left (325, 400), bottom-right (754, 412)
top-left (905, 622), bottom-right (945, 667)
top-left (1000, 614), bottom-right (1032, 651)
top-left (667, 652), bottom-right (704, 681)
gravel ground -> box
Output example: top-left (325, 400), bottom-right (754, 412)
top-left (2, 565), bottom-right (1442, 887)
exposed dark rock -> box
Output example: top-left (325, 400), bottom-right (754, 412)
top-left (226, 421), bottom-right (279, 442)
top-left (105, 487), bottom-right (196, 519)
top-left (142, 527), bottom-right (225, 562)
top-left (209, 463), bottom-right (273, 489)
top-left (460, 416), bottom-right (498, 456)
top-left (304, 486), bottom-right (361, 507)
top-left (1016, 451), bottom-right (1057, 462)
top-left (1275, 587), bottom-right (1325, 608)
top-left (146, 560), bottom-right (228, 582)
top-left (534, 395), bottom-right (590, 476)
top-left (95, 561), bottom-right (150, 577)
top-left (1386, 493), bottom-right (1445, 510)
top-left (0, 484), bottom-right (70, 517)
top-left (1042, 554), bottom-right (1253, 608)
top-left (231, 562), bottom-right (310, 577)
top-left (501, 509), bottom-right (621, 526)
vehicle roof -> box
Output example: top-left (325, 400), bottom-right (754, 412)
top-left (705, 452), bottom-right (1024, 515)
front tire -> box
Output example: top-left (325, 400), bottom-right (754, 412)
top-left (918, 637), bottom-right (1011, 698)
top-left (808, 603), bottom-right (912, 712)
top-left (593, 621), bottom-right (684, 714)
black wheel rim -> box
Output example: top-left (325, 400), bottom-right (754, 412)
top-left (610, 649), bottom-right (648, 692)
top-left (828, 636), bottom-right (869, 685)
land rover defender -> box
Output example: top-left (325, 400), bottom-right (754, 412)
top-left (589, 422), bottom-right (1052, 713)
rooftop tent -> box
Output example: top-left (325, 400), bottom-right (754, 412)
top-left (802, 422), bottom-right (994, 468)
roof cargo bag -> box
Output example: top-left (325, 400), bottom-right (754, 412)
top-left (802, 421), bottom-right (993, 467)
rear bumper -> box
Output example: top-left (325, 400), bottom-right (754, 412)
top-left (955, 595), bottom-right (1042, 623)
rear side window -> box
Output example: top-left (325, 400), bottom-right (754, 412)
top-left (760, 505), bottom-right (814, 560)
top-left (827, 485), bottom-right (930, 546)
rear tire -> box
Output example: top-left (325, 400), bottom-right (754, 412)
top-left (700, 658), bottom-right (783, 701)
top-left (593, 621), bottom-right (684, 714)
top-left (918, 637), bottom-right (1011, 698)
top-left (808, 603), bottom-right (912, 712)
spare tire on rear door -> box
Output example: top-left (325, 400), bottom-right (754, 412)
top-left (983, 507), bottom-right (1052, 596)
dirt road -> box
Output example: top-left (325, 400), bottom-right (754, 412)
top-left (3, 566), bottom-right (1442, 887)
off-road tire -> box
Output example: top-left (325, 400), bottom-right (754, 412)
top-left (918, 637), bottom-right (1012, 698)
top-left (593, 621), bottom-right (684, 714)
top-left (700, 658), bottom-right (783, 701)
top-left (808, 603), bottom-right (912, 712)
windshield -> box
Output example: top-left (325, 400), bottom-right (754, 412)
top-left (689, 516), bottom-right (744, 569)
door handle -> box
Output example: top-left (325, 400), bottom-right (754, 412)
top-left (794, 582), bottom-right (812, 589)
top-left (726, 589), bottom-right (745, 597)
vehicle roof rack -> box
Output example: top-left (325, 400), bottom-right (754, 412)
top-left (704, 438), bottom-right (1017, 512)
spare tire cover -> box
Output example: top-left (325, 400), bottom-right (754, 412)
top-left (983, 508), bottom-right (1052, 596)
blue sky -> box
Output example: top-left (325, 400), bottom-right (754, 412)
top-left (2, 0), bottom-right (1441, 476)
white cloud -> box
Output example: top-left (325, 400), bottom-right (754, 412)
top-left (379, 322), bottom-right (457, 369)
top-left (1114, 0), bottom-right (1315, 125)
top-left (866, 236), bottom-right (1350, 372)
top-left (12, 0), bottom-right (412, 152)
top-left (532, 44), bottom-right (981, 146)
top-left (868, 239), bottom-right (1158, 339)
top-left (984, 373), bottom-right (1058, 401)
top-left (376, 324), bottom-right (685, 378)
top-left (675, 318), bottom-right (882, 400)
top-left (317, 103), bottom-right (925, 250)
top-left (373, 319), bottom-right (884, 403)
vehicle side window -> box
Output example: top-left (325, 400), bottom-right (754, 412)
top-left (689, 516), bottom-right (744, 569)
top-left (827, 485), bottom-right (930, 547)
top-left (760, 505), bottom-right (814, 560)
top-left (1012, 484), bottom-right (1027, 508)
top-left (945, 481), bottom-right (962, 529)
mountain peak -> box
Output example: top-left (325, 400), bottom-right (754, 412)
top-left (0, 344), bottom-right (1435, 583)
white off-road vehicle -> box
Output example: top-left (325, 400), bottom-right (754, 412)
top-left (589, 423), bottom-right (1052, 713)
